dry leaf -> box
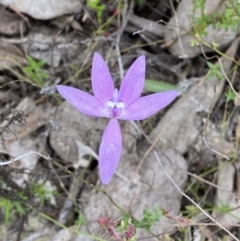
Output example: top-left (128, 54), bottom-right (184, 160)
top-left (51, 15), bottom-right (83, 31)
top-left (0, 40), bottom-right (27, 69)
top-left (0, 5), bottom-right (27, 35)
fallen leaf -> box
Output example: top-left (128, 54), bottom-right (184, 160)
top-left (51, 15), bottom-right (83, 31)
top-left (0, 5), bottom-right (27, 35)
top-left (0, 40), bottom-right (27, 69)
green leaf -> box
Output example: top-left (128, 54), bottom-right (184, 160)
top-left (5, 200), bottom-right (12, 224)
top-left (136, 207), bottom-right (162, 231)
top-left (87, 0), bottom-right (105, 24)
top-left (206, 62), bottom-right (222, 81)
top-left (23, 56), bottom-right (49, 87)
top-left (144, 79), bottom-right (177, 93)
top-left (225, 88), bottom-right (236, 102)
top-left (14, 201), bottom-right (26, 215)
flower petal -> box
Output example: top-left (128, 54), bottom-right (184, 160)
top-left (119, 55), bottom-right (145, 105)
top-left (99, 119), bottom-right (122, 184)
top-left (120, 90), bottom-right (179, 120)
top-left (91, 53), bottom-right (114, 102)
top-left (57, 85), bottom-right (106, 117)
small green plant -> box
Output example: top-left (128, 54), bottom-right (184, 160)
top-left (190, 35), bottom-right (200, 47)
top-left (0, 177), bottom-right (58, 224)
top-left (118, 217), bottom-right (135, 241)
top-left (23, 56), bottom-right (49, 87)
top-left (0, 178), bottom-right (28, 224)
top-left (225, 88), bottom-right (236, 102)
top-left (113, 207), bottom-right (163, 240)
top-left (206, 62), bottom-right (223, 81)
top-left (29, 180), bottom-right (58, 207)
top-left (192, 0), bottom-right (240, 37)
top-left (74, 210), bottom-right (87, 226)
top-left (138, 207), bottom-right (163, 230)
top-left (87, 0), bottom-right (105, 24)
top-left (214, 200), bottom-right (232, 213)
top-left (0, 197), bottom-right (26, 223)
top-left (122, 207), bottom-right (163, 232)
top-left (183, 205), bottom-right (201, 218)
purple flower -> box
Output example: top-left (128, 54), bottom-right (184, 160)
top-left (57, 53), bottom-right (178, 184)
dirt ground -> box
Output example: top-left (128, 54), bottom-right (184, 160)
top-left (0, 0), bottom-right (240, 241)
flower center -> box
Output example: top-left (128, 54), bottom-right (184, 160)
top-left (106, 89), bottom-right (125, 118)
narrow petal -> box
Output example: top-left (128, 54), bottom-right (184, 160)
top-left (119, 55), bottom-right (145, 105)
top-left (120, 90), bottom-right (179, 120)
top-left (99, 119), bottom-right (122, 184)
top-left (91, 53), bottom-right (114, 102)
top-left (57, 85), bottom-right (106, 117)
